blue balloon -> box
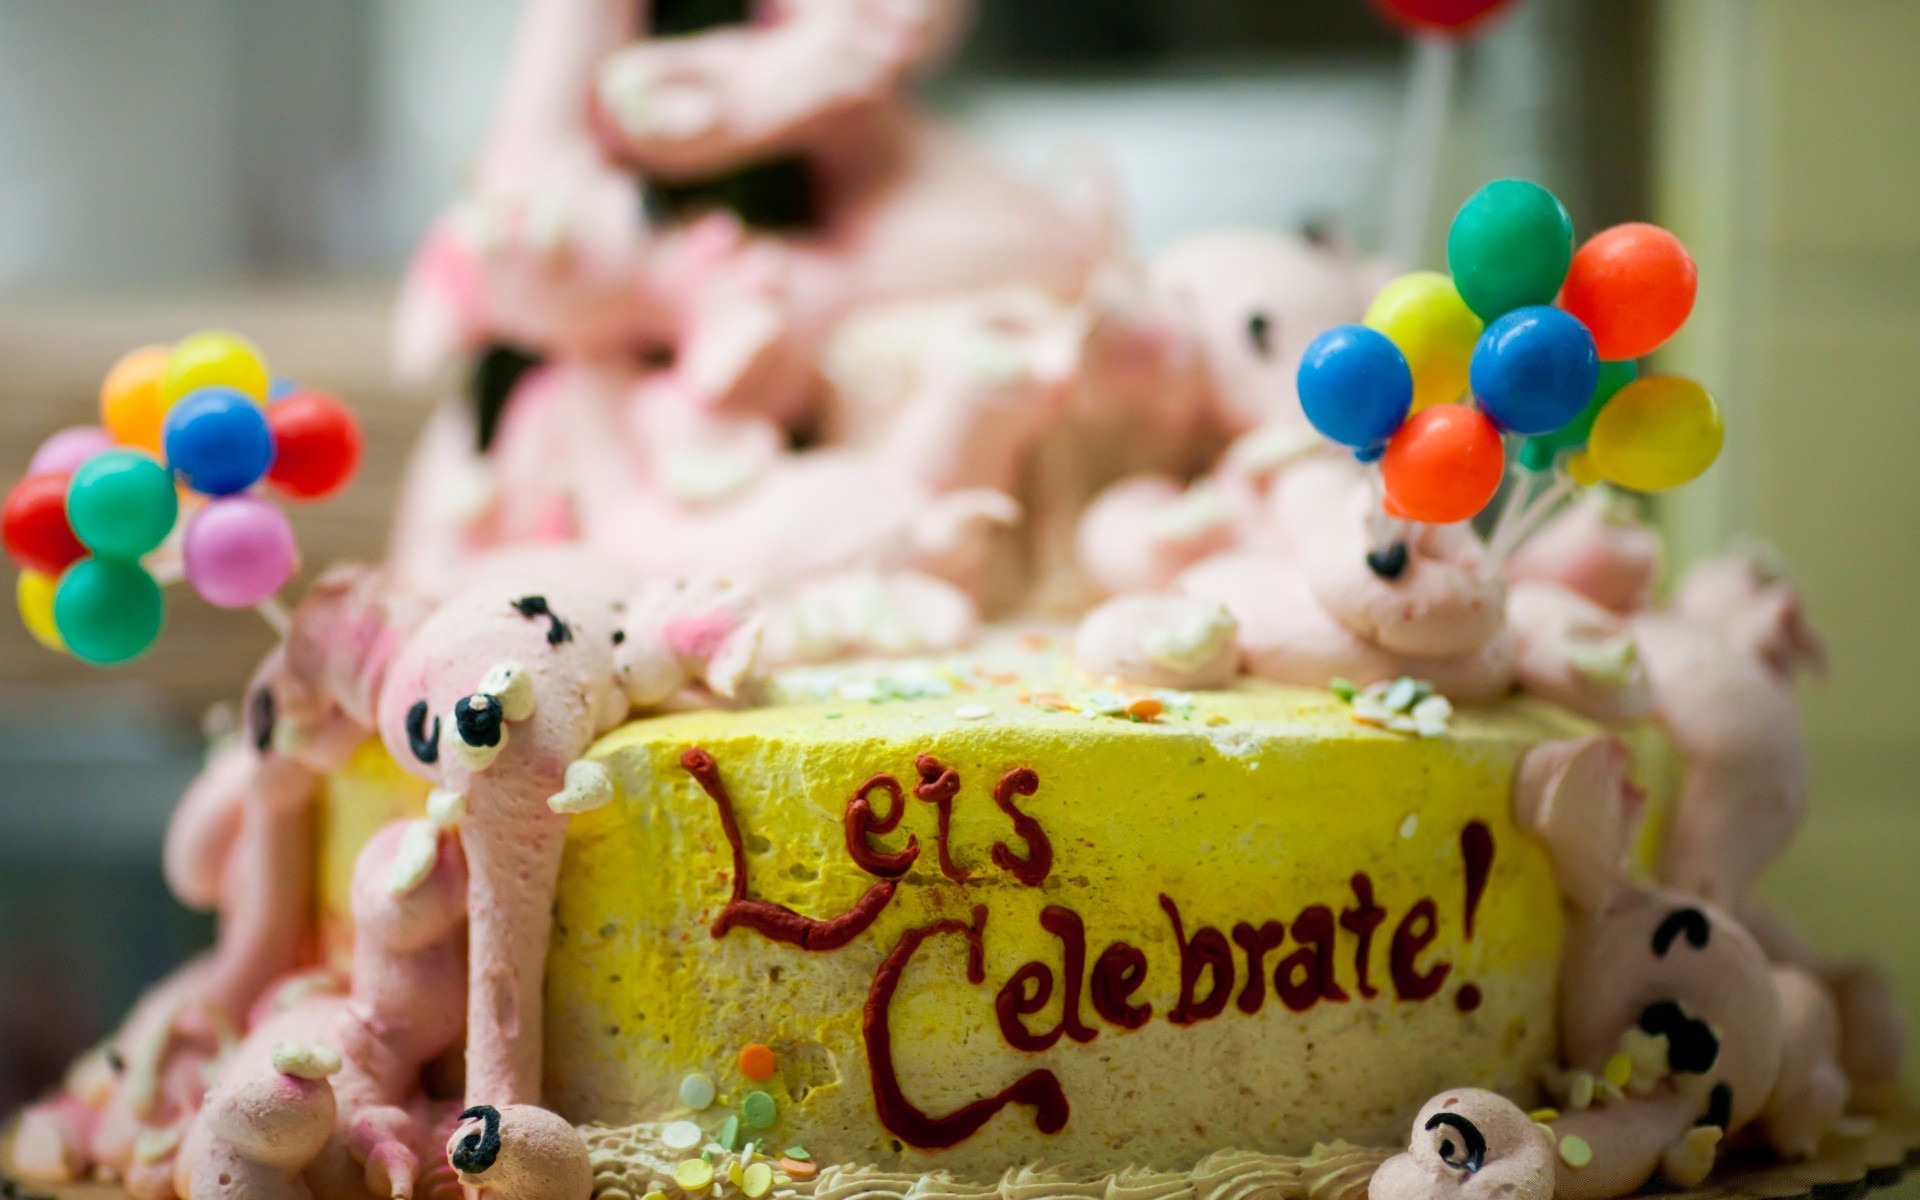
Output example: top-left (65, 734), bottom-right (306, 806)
top-left (1297, 325), bottom-right (1414, 453)
top-left (163, 387), bottom-right (275, 496)
top-left (1469, 306), bottom-right (1600, 436)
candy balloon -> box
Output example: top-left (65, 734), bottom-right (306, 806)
top-left (100, 345), bottom-right (171, 453)
top-left (17, 569), bottom-right (65, 653)
top-left (267, 390), bottom-right (363, 500)
top-left (183, 496), bottom-right (298, 608)
top-left (1296, 325), bottom-right (1414, 454)
top-left (54, 558), bottom-right (164, 665)
top-left (1371, 0), bottom-right (1515, 33)
top-left (160, 330), bottom-right (270, 409)
top-left (163, 388), bottom-right (276, 497)
top-left (1469, 305), bottom-right (1600, 435)
top-left (1446, 180), bottom-right (1575, 321)
top-left (66, 450), bottom-right (179, 561)
top-left (1561, 222), bottom-right (1698, 360)
top-left (1518, 358), bottom-right (1636, 471)
top-left (1364, 272), bottom-right (1483, 414)
top-left (1381, 404), bottom-right (1506, 525)
top-left (1575, 375), bottom-right (1724, 492)
top-left (29, 427), bottom-right (115, 478)
top-left (4, 473), bottom-right (87, 575)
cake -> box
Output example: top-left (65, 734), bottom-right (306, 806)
top-left (4, 4), bottom-right (1912, 1200)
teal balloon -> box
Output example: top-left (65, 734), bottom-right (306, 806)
top-left (53, 558), bottom-right (165, 665)
top-left (1446, 180), bottom-right (1576, 321)
top-left (66, 450), bottom-right (178, 560)
top-left (1519, 359), bottom-right (1638, 471)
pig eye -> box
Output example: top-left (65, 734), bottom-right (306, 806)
top-left (1652, 907), bottom-right (1711, 956)
top-left (1425, 1111), bottom-right (1487, 1173)
top-left (247, 686), bottom-right (276, 753)
top-left (405, 700), bottom-right (441, 765)
top-left (1247, 311), bottom-right (1274, 358)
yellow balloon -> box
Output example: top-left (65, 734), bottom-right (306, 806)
top-left (159, 330), bottom-right (271, 409)
top-left (18, 569), bottom-right (67, 653)
top-left (1364, 271), bottom-right (1483, 413)
top-left (1585, 375), bottom-right (1724, 492)
top-left (101, 344), bottom-right (172, 453)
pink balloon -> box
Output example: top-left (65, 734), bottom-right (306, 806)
top-left (182, 496), bottom-right (298, 608)
top-left (29, 426), bottom-right (115, 477)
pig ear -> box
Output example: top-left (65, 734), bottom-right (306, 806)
top-left (1754, 589), bottom-right (1828, 681)
top-left (704, 614), bottom-right (765, 701)
top-left (1514, 737), bottom-right (1642, 913)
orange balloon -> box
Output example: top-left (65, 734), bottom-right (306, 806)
top-left (1560, 223), bottom-right (1697, 360)
top-left (1382, 404), bottom-right (1506, 525)
top-left (100, 344), bottom-right (171, 453)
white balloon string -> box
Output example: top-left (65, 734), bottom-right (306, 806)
top-left (1383, 33), bottom-right (1457, 267)
top-left (1483, 465), bottom-right (1533, 553)
top-left (256, 596), bottom-right (292, 637)
top-left (1493, 472), bottom-right (1576, 561)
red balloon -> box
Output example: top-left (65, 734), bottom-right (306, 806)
top-left (1371, 0), bottom-right (1516, 34)
top-left (1382, 404), bottom-right (1505, 524)
top-left (1560, 223), bottom-right (1697, 360)
top-left (267, 390), bottom-right (363, 500)
top-left (3, 473), bottom-right (87, 575)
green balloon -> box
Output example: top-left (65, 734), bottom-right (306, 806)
top-left (1446, 179), bottom-right (1575, 321)
top-left (67, 449), bottom-right (178, 561)
top-left (1519, 359), bottom-right (1638, 470)
top-left (53, 558), bottom-right (165, 665)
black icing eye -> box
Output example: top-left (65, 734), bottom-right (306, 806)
top-left (510, 595), bottom-right (573, 646)
top-left (1425, 1111), bottom-right (1487, 1173)
top-left (105, 1046), bottom-right (126, 1074)
top-left (449, 1105), bottom-right (502, 1174)
top-left (454, 694), bottom-right (505, 749)
top-left (1697, 1082), bottom-right (1733, 1131)
top-left (1652, 907), bottom-right (1712, 957)
top-left (405, 700), bottom-right (441, 765)
top-left (1640, 1000), bottom-right (1720, 1074)
top-left (1247, 311), bottom-right (1274, 358)
top-left (248, 687), bottom-right (276, 754)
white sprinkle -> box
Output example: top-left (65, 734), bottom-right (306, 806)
top-left (662, 1121), bottom-right (704, 1151)
top-left (1399, 814), bottom-right (1419, 839)
top-left (954, 704), bottom-right (992, 721)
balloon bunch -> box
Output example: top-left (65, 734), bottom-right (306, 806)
top-left (3, 331), bottom-right (363, 665)
top-left (1297, 178), bottom-right (1720, 551)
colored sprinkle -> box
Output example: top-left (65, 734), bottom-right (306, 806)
top-left (779, 1158), bottom-right (818, 1180)
top-left (739, 1042), bottom-right (778, 1081)
top-left (1329, 678), bottom-right (1358, 702)
top-left (1126, 697), bottom-right (1164, 722)
top-left (727, 1160), bottom-right (745, 1187)
top-left (1530, 1108), bottom-right (1561, 1123)
top-left (1205, 714), bottom-right (1230, 726)
top-left (718, 1114), bottom-right (741, 1151)
top-left (1559, 1135), bottom-right (1594, 1168)
top-left (742, 1162), bottom-right (775, 1198)
top-left (782, 1148), bottom-right (810, 1162)
top-left (1535, 1123), bottom-right (1557, 1145)
top-left (741, 1089), bottom-right (778, 1130)
top-left (645, 1191), bottom-right (668, 1200)
top-left (954, 703), bottom-right (992, 720)
top-left (680, 1073), bottom-right (717, 1110)
top-left (661, 1121), bottom-right (704, 1151)
top-left (1603, 1053), bottom-right (1633, 1090)
top-left (1398, 814), bottom-right (1418, 839)
top-left (674, 1160), bottom-right (715, 1192)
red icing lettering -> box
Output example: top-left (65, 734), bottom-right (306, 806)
top-left (995, 962), bottom-right (1059, 1052)
top-left (682, 747), bottom-right (896, 950)
top-left (1089, 942), bottom-right (1152, 1029)
top-left (1389, 898), bottom-right (1451, 1001)
top-left (1160, 894), bottom-right (1234, 1026)
top-left (1230, 921), bottom-right (1285, 1014)
top-left (912, 754), bottom-right (972, 883)
top-left (990, 767), bottom-right (1052, 887)
top-left (864, 906), bottom-right (1070, 1148)
top-left (1273, 905), bottom-right (1349, 1011)
top-left (845, 774), bottom-right (919, 879)
top-left (1339, 874), bottom-right (1387, 999)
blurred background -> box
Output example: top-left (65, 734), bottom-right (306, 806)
top-left (0, 0), bottom-right (1913, 1150)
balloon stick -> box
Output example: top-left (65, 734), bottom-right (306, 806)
top-left (1491, 471), bottom-right (1576, 561)
top-left (256, 595), bottom-right (291, 637)
top-left (1482, 466), bottom-right (1534, 555)
top-left (1383, 32), bottom-right (1457, 266)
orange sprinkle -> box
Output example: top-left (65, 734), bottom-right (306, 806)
top-left (739, 1042), bottom-right (777, 1081)
top-left (1126, 698), bottom-right (1164, 722)
top-left (1028, 692), bottom-right (1079, 712)
top-left (779, 1159), bottom-right (818, 1179)
top-left (1019, 634), bottom-right (1052, 652)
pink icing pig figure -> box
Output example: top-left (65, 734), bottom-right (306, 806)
top-left (445, 1105), bottom-right (591, 1200)
top-left (1505, 580), bottom-right (1653, 725)
top-left (1368, 1090), bottom-right (1555, 1200)
top-left (181, 1046), bottom-right (340, 1200)
top-left (1514, 736), bottom-right (1847, 1196)
top-left (175, 818), bottom-right (470, 1200)
top-left (1506, 493), bottom-right (1662, 618)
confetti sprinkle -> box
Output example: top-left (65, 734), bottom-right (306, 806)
top-left (954, 703), bottom-right (992, 720)
top-left (1529, 1108), bottom-right (1561, 1123)
top-left (739, 1043), bottom-right (777, 1081)
top-left (680, 1073), bottom-right (717, 1110)
top-left (717, 1115), bottom-right (741, 1151)
top-left (778, 1158), bottom-right (817, 1180)
top-left (781, 1148), bottom-right (810, 1162)
top-left (1558, 1135), bottom-right (1594, 1168)
top-left (1126, 697), bottom-right (1164, 722)
top-left (1568, 1071), bottom-right (1596, 1110)
top-left (741, 1090), bottom-right (778, 1130)
top-left (1602, 1053), bottom-right (1633, 1090)
top-left (1398, 814), bottom-right (1418, 839)
top-left (662, 1121), bottom-right (704, 1151)
top-left (674, 1160), bottom-right (715, 1192)
top-left (742, 1162), bottom-right (775, 1198)
top-left (1339, 677), bottom-right (1452, 737)
top-left (644, 1191), bottom-right (668, 1200)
